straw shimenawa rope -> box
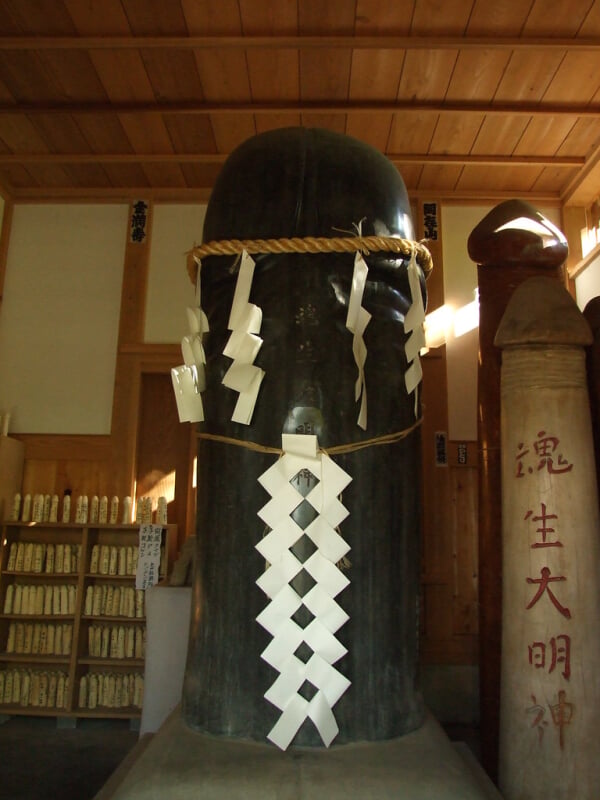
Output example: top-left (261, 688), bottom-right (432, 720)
top-left (186, 235), bottom-right (433, 284)
top-left (197, 416), bottom-right (423, 457)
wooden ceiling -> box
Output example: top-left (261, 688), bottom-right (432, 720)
top-left (0, 0), bottom-right (600, 206)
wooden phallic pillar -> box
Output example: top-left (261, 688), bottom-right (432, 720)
top-left (496, 276), bottom-right (600, 799)
top-left (467, 201), bottom-right (567, 780)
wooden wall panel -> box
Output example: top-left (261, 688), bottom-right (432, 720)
top-left (418, 198), bottom-right (480, 667)
top-left (450, 467), bottom-right (479, 637)
top-left (136, 372), bottom-right (195, 551)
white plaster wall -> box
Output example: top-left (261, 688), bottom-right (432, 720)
top-left (0, 204), bottom-right (127, 434)
top-left (144, 204), bottom-right (206, 343)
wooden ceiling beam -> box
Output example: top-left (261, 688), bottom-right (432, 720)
top-left (0, 35), bottom-right (598, 52)
top-left (1, 100), bottom-right (600, 117)
top-left (0, 152), bottom-right (583, 167)
top-left (8, 185), bottom-right (561, 204)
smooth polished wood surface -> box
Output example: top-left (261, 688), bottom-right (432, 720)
top-left (0, 1), bottom-right (598, 202)
top-left (469, 200), bottom-right (568, 781)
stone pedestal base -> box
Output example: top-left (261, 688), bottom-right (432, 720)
top-left (95, 708), bottom-right (502, 799)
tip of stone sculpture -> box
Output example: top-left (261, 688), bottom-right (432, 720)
top-left (467, 199), bottom-right (568, 269)
top-left (495, 275), bottom-right (592, 348)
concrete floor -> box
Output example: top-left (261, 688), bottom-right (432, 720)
top-left (0, 716), bottom-right (484, 800)
top-left (0, 716), bottom-right (139, 800)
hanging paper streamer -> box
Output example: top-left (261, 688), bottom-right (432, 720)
top-left (172, 257), bottom-right (209, 423)
top-left (345, 252), bottom-right (371, 430)
top-left (403, 249), bottom-right (426, 418)
top-left (256, 434), bottom-right (352, 750)
top-left (222, 250), bottom-right (265, 425)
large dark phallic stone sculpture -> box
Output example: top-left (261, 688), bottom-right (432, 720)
top-left (183, 127), bottom-right (429, 746)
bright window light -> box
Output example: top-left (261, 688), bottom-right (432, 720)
top-left (423, 290), bottom-right (480, 348)
top-left (424, 304), bottom-right (454, 349)
top-left (453, 294), bottom-right (480, 338)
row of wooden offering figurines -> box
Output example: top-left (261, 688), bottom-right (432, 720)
top-left (0, 668), bottom-right (69, 708)
top-left (3, 583), bottom-right (76, 616)
top-left (6, 541), bottom-right (82, 573)
top-left (87, 624), bottom-right (145, 660)
top-left (89, 544), bottom-right (140, 576)
top-left (6, 622), bottom-right (73, 656)
top-left (78, 671), bottom-right (144, 710)
top-left (10, 492), bottom-right (168, 525)
top-left (85, 584), bottom-right (145, 619)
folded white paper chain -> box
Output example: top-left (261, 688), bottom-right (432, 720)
top-left (174, 238), bottom-right (427, 427)
top-left (404, 249), bottom-right (426, 418)
top-left (221, 250), bottom-right (265, 424)
top-left (171, 257), bottom-right (209, 423)
top-left (256, 434), bottom-right (352, 749)
top-left (345, 252), bottom-right (371, 430)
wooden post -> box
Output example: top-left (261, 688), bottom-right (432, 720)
top-left (467, 200), bottom-right (567, 780)
top-left (583, 297), bottom-right (600, 501)
top-left (496, 276), bottom-right (600, 799)
top-left (110, 199), bottom-right (153, 496)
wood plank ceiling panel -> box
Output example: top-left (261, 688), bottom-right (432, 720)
top-left (355, 0), bottom-right (417, 31)
top-left (346, 0), bottom-right (414, 150)
top-left (0, 0), bottom-right (75, 35)
top-left (0, 0), bottom-right (107, 190)
top-left (514, 117), bottom-right (577, 157)
top-left (388, 111), bottom-right (438, 154)
top-left (121, 0), bottom-right (203, 188)
top-left (161, 113), bottom-right (220, 187)
top-left (418, 163), bottom-right (464, 191)
top-left (183, 0), bottom-right (256, 153)
top-left (410, 0), bottom-right (474, 33)
top-left (0, 0), bottom-right (597, 200)
top-left (532, 165), bottom-right (580, 193)
top-left (239, 0), bottom-right (300, 135)
top-left (466, 0), bottom-right (595, 196)
top-left (0, 112), bottom-right (67, 189)
top-left (543, 51), bottom-right (600, 106)
top-left (408, 1), bottom-right (473, 192)
top-left (28, 113), bottom-right (111, 188)
top-left (483, 0), bottom-right (597, 196)
top-left (557, 117), bottom-right (600, 158)
top-left (65, 0), bottom-right (171, 190)
top-left (464, 116), bottom-right (541, 195)
top-left (514, 0), bottom-right (600, 196)
top-left (393, 164), bottom-right (425, 191)
top-left (389, 48), bottom-right (455, 187)
top-left (19, 49), bottom-right (113, 189)
top-left (298, 0), bottom-right (353, 133)
top-left (347, 51), bottom-right (401, 151)
top-left (0, 111), bottom-right (67, 191)
top-left (466, 0), bottom-right (531, 35)
top-left (73, 113), bottom-right (149, 189)
top-left (579, 0), bottom-right (600, 35)
top-left (441, 42), bottom-right (512, 192)
top-left (457, 163), bottom-right (544, 194)
top-left (522, 0), bottom-right (595, 35)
